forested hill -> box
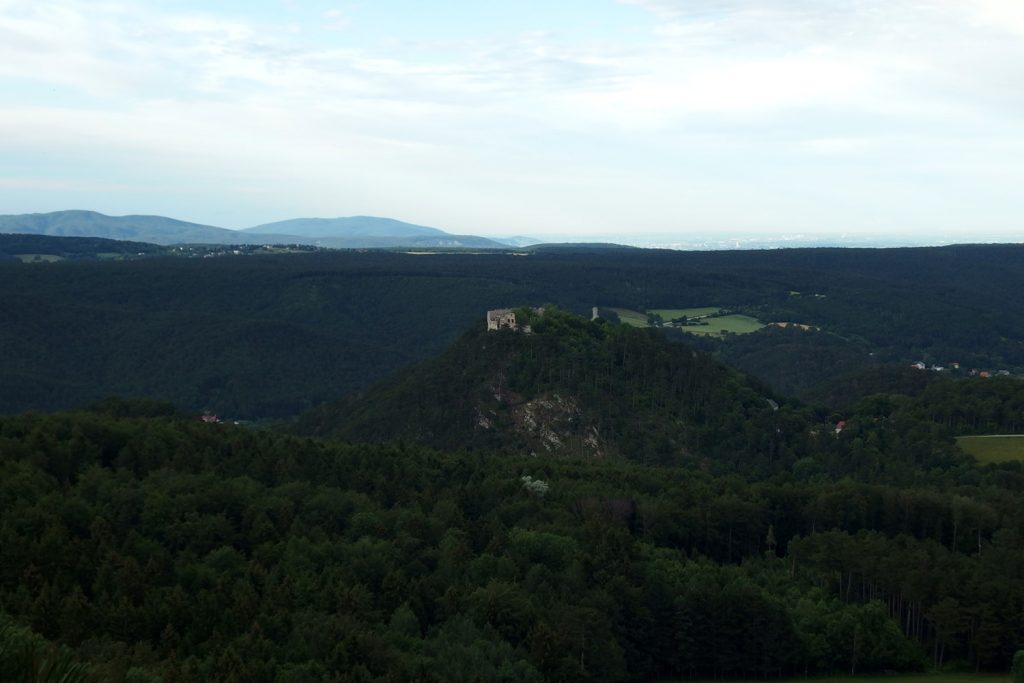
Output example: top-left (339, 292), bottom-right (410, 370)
top-left (4, 243), bottom-right (1024, 418)
top-left (0, 210), bottom-right (509, 249)
top-left (0, 210), bottom-right (267, 245)
top-left (0, 233), bottom-right (163, 260)
top-left (2, 402), bottom-right (1023, 680)
top-left (294, 307), bottom-right (806, 468)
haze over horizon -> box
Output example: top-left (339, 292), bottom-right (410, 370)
top-left (2, 1), bottom-right (1023, 242)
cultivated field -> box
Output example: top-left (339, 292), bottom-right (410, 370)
top-left (649, 307), bottom-right (721, 320)
top-left (956, 435), bottom-right (1024, 463)
top-left (14, 254), bottom-right (64, 263)
top-left (683, 313), bottom-right (764, 336)
top-left (609, 307), bottom-right (651, 327)
top-left (611, 307), bottom-right (765, 337)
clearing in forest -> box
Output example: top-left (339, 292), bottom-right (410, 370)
top-left (610, 307), bottom-right (765, 337)
top-left (649, 307), bottom-right (721, 320)
top-left (14, 254), bottom-right (64, 263)
top-left (956, 434), bottom-right (1024, 463)
top-left (609, 307), bottom-right (650, 327)
top-left (680, 313), bottom-right (764, 336)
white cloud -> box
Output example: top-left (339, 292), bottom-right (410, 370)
top-left (965, 0), bottom-right (1024, 35)
top-left (565, 51), bottom-right (870, 130)
top-left (1, 0), bottom-right (1023, 235)
top-left (322, 9), bottom-right (350, 31)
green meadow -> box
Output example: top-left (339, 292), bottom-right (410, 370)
top-left (681, 313), bottom-right (764, 336)
top-left (956, 435), bottom-right (1024, 463)
top-left (15, 254), bottom-right (64, 263)
top-left (611, 307), bottom-right (765, 336)
top-left (609, 307), bottom-right (651, 327)
top-left (649, 307), bottom-right (722, 320)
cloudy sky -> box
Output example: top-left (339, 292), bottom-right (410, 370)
top-left (2, 0), bottom-right (1023, 241)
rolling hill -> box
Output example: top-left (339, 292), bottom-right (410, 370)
top-left (243, 215), bottom-right (509, 248)
top-left (0, 210), bottom-right (299, 245)
top-left (0, 210), bottom-right (516, 249)
top-left (0, 233), bottom-right (164, 261)
top-left (244, 215), bottom-right (448, 238)
top-left (293, 307), bottom-right (806, 468)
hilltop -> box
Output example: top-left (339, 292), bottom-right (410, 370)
top-left (294, 307), bottom-right (806, 468)
top-left (0, 210), bottom-right (516, 249)
top-left (245, 215), bottom-right (448, 237)
top-left (245, 215), bottom-right (509, 248)
top-left (0, 210), bottom-right (301, 246)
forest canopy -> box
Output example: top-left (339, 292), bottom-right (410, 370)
top-left (1, 384), bottom-right (1022, 681)
top-left (3, 243), bottom-right (1024, 418)
top-left (4, 245), bottom-right (1024, 681)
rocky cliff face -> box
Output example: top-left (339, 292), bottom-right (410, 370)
top-left (474, 380), bottom-right (610, 458)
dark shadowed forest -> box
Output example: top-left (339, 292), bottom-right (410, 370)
top-left (3, 243), bottom-right (1024, 681)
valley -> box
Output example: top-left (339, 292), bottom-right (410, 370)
top-left (2, 239), bottom-right (1024, 682)
top-left (4, 242), bottom-right (1024, 419)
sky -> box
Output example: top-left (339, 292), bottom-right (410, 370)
top-left (2, 0), bottom-right (1023, 242)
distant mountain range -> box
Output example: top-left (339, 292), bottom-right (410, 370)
top-left (0, 210), bottom-right (538, 249)
top-left (244, 216), bottom-right (446, 238)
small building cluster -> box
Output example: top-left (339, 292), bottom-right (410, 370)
top-left (910, 360), bottom-right (1011, 377)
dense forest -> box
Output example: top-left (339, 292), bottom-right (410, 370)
top-left (295, 307), bottom-right (805, 468)
top-left (298, 307), bottom-right (1024, 482)
top-left (3, 242), bottom-right (1024, 418)
top-left (2, 394), bottom-right (1023, 681)
top-left (0, 234), bottom-right (164, 260)
top-left (4, 243), bottom-right (1024, 681)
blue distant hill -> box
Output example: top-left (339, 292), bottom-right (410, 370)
top-left (244, 215), bottom-right (447, 238)
top-left (0, 210), bottom-right (264, 245)
top-left (0, 210), bottom-right (515, 249)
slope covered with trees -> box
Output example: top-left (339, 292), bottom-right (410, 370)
top-left (0, 234), bottom-right (164, 261)
top-left (3, 242), bottom-right (1024, 418)
top-left (2, 400), bottom-right (1023, 681)
top-left (295, 307), bottom-right (808, 470)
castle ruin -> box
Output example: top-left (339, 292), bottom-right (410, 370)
top-left (486, 308), bottom-right (518, 331)
top-left (486, 307), bottom-right (543, 333)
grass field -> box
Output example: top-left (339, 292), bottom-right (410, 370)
top-left (608, 307), bottom-right (765, 337)
top-left (664, 673), bottom-right (1010, 683)
top-left (609, 308), bottom-right (651, 327)
top-left (956, 435), bottom-right (1024, 463)
top-left (649, 307), bottom-right (722, 320)
top-left (15, 254), bottom-right (64, 263)
top-left (682, 314), bottom-right (765, 336)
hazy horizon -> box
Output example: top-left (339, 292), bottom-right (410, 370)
top-left (3, 1), bottom-right (1023, 240)
top-left (6, 207), bottom-right (1023, 251)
